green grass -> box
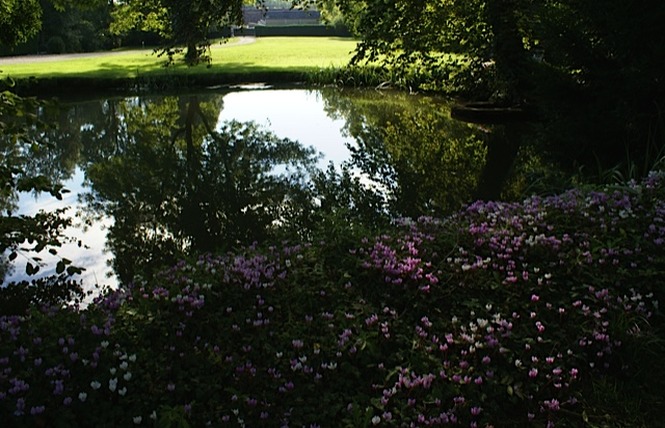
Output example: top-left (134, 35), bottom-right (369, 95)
top-left (0, 37), bottom-right (358, 80)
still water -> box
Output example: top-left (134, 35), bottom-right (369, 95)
top-left (5, 87), bottom-right (523, 291)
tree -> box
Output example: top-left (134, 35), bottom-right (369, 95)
top-left (0, 0), bottom-right (42, 46)
top-left (110, 0), bottom-right (251, 64)
top-left (305, 0), bottom-right (665, 174)
top-left (38, 0), bottom-right (113, 53)
top-left (315, 0), bottom-right (359, 33)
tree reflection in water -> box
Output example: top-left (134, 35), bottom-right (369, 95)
top-left (318, 88), bottom-right (489, 217)
top-left (80, 95), bottom-right (320, 283)
top-left (3, 88), bottom-right (550, 288)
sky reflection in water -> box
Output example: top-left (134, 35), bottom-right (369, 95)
top-left (9, 89), bottom-right (354, 290)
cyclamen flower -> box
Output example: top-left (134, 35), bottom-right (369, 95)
top-left (14, 398), bottom-right (25, 416)
top-left (30, 405), bottom-right (46, 415)
top-left (543, 399), bottom-right (560, 411)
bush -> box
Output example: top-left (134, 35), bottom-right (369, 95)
top-left (45, 36), bottom-right (65, 54)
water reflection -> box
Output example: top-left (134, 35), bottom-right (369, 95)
top-left (319, 89), bottom-right (488, 216)
top-left (3, 88), bottom-right (524, 290)
top-left (80, 95), bottom-right (320, 283)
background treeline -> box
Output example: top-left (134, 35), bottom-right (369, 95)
top-left (0, 0), bottom-right (301, 56)
top-left (0, 0), bottom-right (152, 55)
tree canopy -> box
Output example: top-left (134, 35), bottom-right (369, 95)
top-left (300, 0), bottom-right (665, 172)
top-left (0, 0), bottom-right (42, 46)
top-left (110, 0), bottom-right (251, 64)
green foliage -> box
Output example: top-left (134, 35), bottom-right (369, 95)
top-left (110, 0), bottom-right (247, 64)
top-left (46, 36), bottom-right (65, 54)
top-left (0, 89), bottom-right (83, 283)
top-left (0, 0), bottom-right (42, 47)
top-left (0, 275), bottom-right (85, 315)
top-left (300, 0), bottom-right (665, 175)
top-left (38, 0), bottom-right (114, 54)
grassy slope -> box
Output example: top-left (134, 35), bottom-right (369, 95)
top-left (0, 37), bottom-right (357, 80)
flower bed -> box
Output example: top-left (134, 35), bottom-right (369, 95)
top-left (2, 173), bottom-right (664, 427)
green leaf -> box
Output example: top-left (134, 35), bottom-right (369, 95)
top-left (25, 262), bottom-right (40, 275)
top-left (66, 266), bottom-right (85, 276)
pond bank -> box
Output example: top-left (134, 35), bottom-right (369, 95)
top-left (4, 72), bottom-right (314, 98)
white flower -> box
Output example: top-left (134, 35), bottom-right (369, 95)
top-left (110, 368), bottom-right (117, 375)
top-left (150, 411), bottom-right (157, 420)
top-left (133, 416), bottom-right (142, 424)
top-left (119, 361), bottom-right (129, 370)
top-left (78, 392), bottom-right (87, 402)
top-left (371, 415), bottom-right (381, 425)
top-left (109, 378), bottom-right (118, 392)
top-left (118, 387), bottom-right (127, 396)
top-left (90, 381), bottom-right (101, 390)
top-left (128, 354), bottom-right (137, 362)
top-left (101, 341), bottom-right (109, 348)
top-left (123, 372), bottom-right (132, 381)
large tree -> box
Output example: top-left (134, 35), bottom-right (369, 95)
top-left (0, 0), bottom-right (43, 46)
top-left (304, 0), bottom-right (665, 172)
top-left (110, 0), bottom-right (252, 64)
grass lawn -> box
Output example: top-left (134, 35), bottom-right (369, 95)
top-left (0, 37), bottom-right (358, 81)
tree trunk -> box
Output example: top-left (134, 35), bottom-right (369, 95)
top-left (185, 40), bottom-right (199, 65)
top-left (487, 0), bottom-right (529, 105)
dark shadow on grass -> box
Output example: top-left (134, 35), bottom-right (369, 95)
top-left (6, 61), bottom-right (317, 97)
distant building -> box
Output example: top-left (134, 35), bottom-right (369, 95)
top-left (242, 7), bottom-right (321, 27)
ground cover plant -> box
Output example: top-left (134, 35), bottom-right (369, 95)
top-left (1, 171), bottom-right (664, 427)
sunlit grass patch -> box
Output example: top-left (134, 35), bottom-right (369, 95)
top-left (0, 37), bottom-right (358, 80)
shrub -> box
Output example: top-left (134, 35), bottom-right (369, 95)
top-left (45, 36), bottom-right (65, 54)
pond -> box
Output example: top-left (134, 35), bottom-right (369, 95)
top-left (2, 86), bottom-right (543, 292)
